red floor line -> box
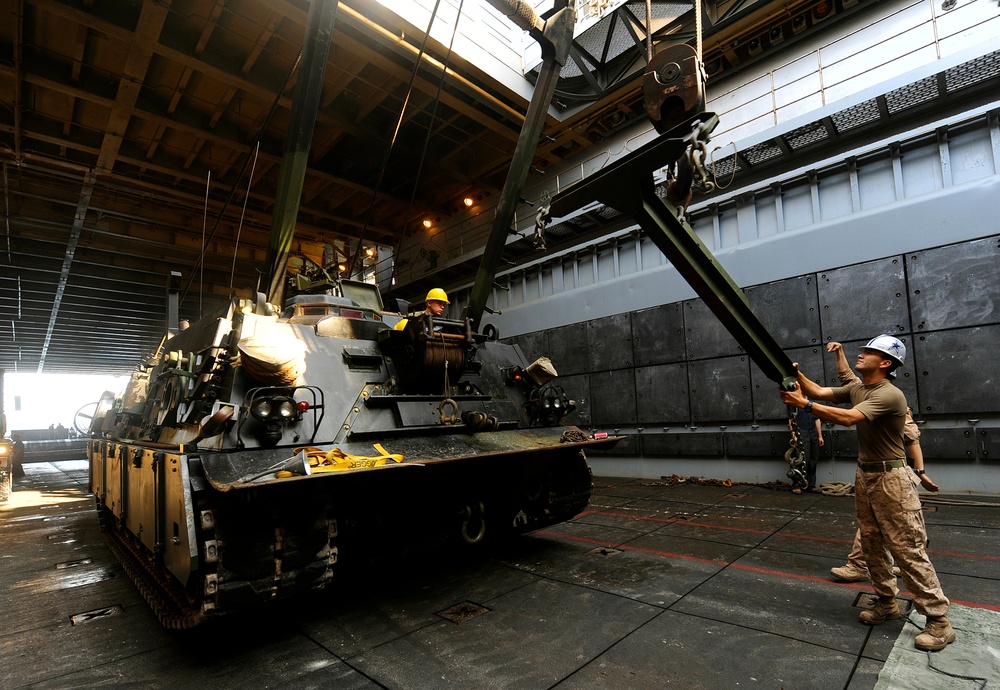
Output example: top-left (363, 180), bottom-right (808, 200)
top-left (584, 509), bottom-right (1000, 562)
top-left (533, 530), bottom-right (1000, 612)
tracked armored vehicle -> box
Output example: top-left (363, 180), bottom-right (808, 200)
top-left (87, 278), bottom-right (602, 628)
top-left (88, 0), bottom-right (801, 629)
top-left (87, 0), bottom-right (617, 628)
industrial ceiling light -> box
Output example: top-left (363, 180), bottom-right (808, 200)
top-left (365, 246), bottom-right (375, 257)
top-left (422, 219), bottom-right (433, 228)
top-left (337, 263), bottom-right (347, 272)
top-left (463, 196), bottom-right (475, 207)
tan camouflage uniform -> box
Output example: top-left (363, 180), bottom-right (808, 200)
top-left (843, 407), bottom-right (921, 574)
top-left (831, 380), bottom-right (950, 618)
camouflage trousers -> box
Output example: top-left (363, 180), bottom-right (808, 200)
top-left (855, 465), bottom-right (949, 617)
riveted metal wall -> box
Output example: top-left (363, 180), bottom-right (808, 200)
top-left (642, 432), bottom-right (723, 457)
top-left (724, 431), bottom-right (791, 459)
top-left (752, 344), bottom-right (827, 421)
top-left (683, 299), bottom-right (744, 359)
top-left (505, 236), bottom-right (1000, 465)
top-left (688, 355), bottom-right (753, 423)
top-left (631, 303), bottom-right (686, 366)
top-left (918, 428), bottom-right (978, 462)
top-left (587, 314), bottom-right (633, 371)
top-left (745, 276), bottom-right (822, 349)
top-left (913, 325), bottom-right (1000, 415)
top-left (908, 237), bottom-right (1000, 332)
top-left (635, 362), bottom-right (689, 425)
top-left (546, 322), bottom-right (589, 376)
top-left (979, 428), bottom-right (1000, 464)
top-left (590, 369), bottom-right (637, 426)
top-left (817, 257), bottom-right (911, 341)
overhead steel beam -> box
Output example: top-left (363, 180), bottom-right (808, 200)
top-left (265, 0), bottom-right (340, 304)
top-left (466, 0), bottom-right (576, 329)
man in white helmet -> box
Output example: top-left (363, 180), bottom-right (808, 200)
top-left (826, 341), bottom-right (940, 584)
top-left (779, 335), bottom-right (955, 652)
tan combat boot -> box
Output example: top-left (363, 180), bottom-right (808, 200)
top-left (914, 616), bottom-right (956, 651)
top-left (830, 564), bottom-right (869, 582)
top-left (859, 596), bottom-right (901, 625)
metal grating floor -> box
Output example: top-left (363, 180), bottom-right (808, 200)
top-left (2, 460), bottom-right (998, 689)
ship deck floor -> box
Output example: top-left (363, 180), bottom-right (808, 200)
top-left (2, 460), bottom-right (999, 690)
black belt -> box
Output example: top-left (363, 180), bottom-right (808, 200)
top-left (857, 458), bottom-right (906, 472)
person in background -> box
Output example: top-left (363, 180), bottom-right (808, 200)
top-left (826, 341), bottom-right (940, 582)
top-left (11, 434), bottom-right (25, 478)
top-left (422, 288), bottom-right (449, 317)
top-left (788, 405), bottom-right (823, 494)
top-left (393, 288), bottom-right (450, 331)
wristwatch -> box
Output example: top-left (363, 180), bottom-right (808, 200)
top-left (914, 469), bottom-right (926, 476)
top-left (804, 400), bottom-right (814, 413)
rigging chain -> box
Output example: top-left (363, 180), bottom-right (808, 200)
top-left (533, 200), bottom-right (551, 251)
top-left (785, 406), bottom-right (807, 489)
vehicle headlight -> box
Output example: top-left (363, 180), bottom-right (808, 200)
top-left (251, 399), bottom-right (273, 420)
top-left (277, 399), bottom-right (296, 418)
top-left (250, 396), bottom-right (298, 422)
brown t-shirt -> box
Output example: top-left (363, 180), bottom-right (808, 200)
top-left (830, 379), bottom-right (907, 463)
top-left (837, 364), bottom-right (919, 443)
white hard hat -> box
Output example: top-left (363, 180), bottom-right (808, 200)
top-left (860, 334), bottom-right (906, 367)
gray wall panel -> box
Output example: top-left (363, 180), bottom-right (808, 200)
top-left (689, 356), bottom-right (753, 422)
top-left (978, 428), bottom-right (1000, 464)
top-left (751, 345), bottom-right (827, 421)
top-left (831, 429), bottom-right (859, 458)
top-left (635, 362), bottom-right (690, 424)
top-left (547, 322), bottom-right (589, 376)
top-left (641, 432), bottom-right (723, 457)
top-left (919, 428), bottom-right (977, 461)
top-left (818, 257), bottom-right (911, 342)
top-left (724, 431), bottom-right (789, 458)
top-left (587, 314), bottom-right (633, 372)
top-left (746, 276), bottom-right (821, 349)
top-left (908, 236), bottom-right (1000, 332)
top-left (913, 326), bottom-right (1000, 414)
top-left (684, 298), bottom-right (744, 359)
top-left (631, 303), bottom-right (686, 366)
top-left (589, 369), bottom-right (637, 426)
top-left (508, 330), bottom-right (548, 365)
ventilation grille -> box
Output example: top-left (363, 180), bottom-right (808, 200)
top-left (945, 49), bottom-right (1000, 92)
top-left (785, 121), bottom-right (828, 149)
top-left (742, 142), bottom-right (783, 165)
top-left (831, 98), bottom-right (881, 133)
top-left (708, 155), bottom-right (741, 179)
top-left (885, 75), bottom-right (938, 113)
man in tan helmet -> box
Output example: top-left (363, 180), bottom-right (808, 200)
top-left (779, 334), bottom-right (954, 652)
